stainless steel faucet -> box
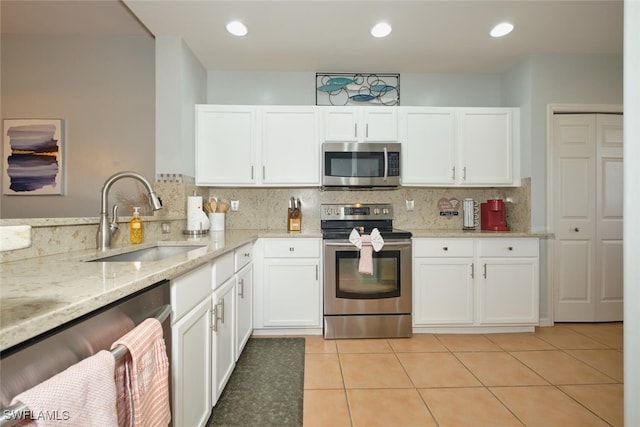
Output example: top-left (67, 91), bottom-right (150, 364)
top-left (97, 171), bottom-right (163, 251)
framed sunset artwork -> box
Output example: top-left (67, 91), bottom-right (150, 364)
top-left (2, 119), bottom-right (65, 195)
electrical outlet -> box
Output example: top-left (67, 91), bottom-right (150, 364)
top-left (405, 199), bottom-right (415, 211)
top-left (161, 222), bottom-right (171, 234)
top-left (231, 200), bottom-right (239, 211)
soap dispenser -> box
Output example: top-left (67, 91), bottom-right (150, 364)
top-left (130, 206), bottom-right (143, 244)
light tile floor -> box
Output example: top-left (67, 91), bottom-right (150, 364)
top-left (303, 322), bottom-right (623, 427)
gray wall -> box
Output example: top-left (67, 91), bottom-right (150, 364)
top-left (207, 71), bottom-right (503, 107)
top-left (1, 34), bottom-right (155, 218)
top-left (156, 37), bottom-right (207, 177)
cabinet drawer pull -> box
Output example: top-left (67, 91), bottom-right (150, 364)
top-left (508, 246), bottom-right (513, 251)
top-left (574, 227), bottom-right (580, 232)
top-left (289, 247), bottom-right (295, 252)
top-left (442, 246), bottom-right (448, 251)
top-left (244, 252), bottom-right (251, 258)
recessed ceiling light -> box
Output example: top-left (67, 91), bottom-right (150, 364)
top-left (226, 21), bottom-right (248, 37)
top-left (371, 22), bottom-right (392, 38)
top-left (490, 22), bottom-right (514, 38)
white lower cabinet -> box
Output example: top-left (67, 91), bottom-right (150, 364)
top-left (254, 238), bottom-right (322, 331)
top-left (171, 263), bottom-right (213, 427)
top-left (211, 242), bottom-right (254, 406)
top-left (211, 276), bottom-right (235, 406)
top-left (413, 237), bottom-right (539, 332)
top-left (234, 243), bottom-right (253, 359)
top-left (235, 264), bottom-right (253, 358)
top-left (478, 239), bottom-right (539, 325)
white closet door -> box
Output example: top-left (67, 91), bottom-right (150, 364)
top-left (595, 114), bottom-right (624, 321)
top-left (553, 113), bottom-right (623, 322)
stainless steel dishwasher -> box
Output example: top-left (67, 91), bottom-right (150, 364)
top-left (0, 280), bottom-right (172, 426)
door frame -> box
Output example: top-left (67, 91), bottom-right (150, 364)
top-left (545, 103), bottom-right (623, 325)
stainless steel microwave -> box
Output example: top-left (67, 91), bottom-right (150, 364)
top-left (322, 142), bottom-right (401, 189)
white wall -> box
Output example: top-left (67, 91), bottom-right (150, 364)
top-left (624, 0), bottom-right (640, 423)
top-left (1, 34), bottom-right (155, 219)
top-left (155, 37), bottom-right (207, 177)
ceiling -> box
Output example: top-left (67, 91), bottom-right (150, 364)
top-left (2, 0), bottom-right (623, 74)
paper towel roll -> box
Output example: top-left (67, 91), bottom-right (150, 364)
top-left (187, 196), bottom-right (210, 231)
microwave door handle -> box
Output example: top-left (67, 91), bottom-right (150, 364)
top-left (383, 147), bottom-right (388, 181)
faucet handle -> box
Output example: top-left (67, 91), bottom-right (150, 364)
top-left (109, 205), bottom-right (119, 232)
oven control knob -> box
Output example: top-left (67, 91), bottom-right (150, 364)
top-left (373, 208), bottom-right (380, 215)
top-left (382, 208), bottom-right (389, 215)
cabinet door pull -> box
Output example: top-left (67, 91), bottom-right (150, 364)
top-left (366, 123), bottom-right (369, 138)
top-left (483, 263), bottom-right (487, 278)
top-left (251, 166), bottom-right (254, 180)
top-left (316, 265), bottom-right (319, 281)
top-left (215, 298), bottom-right (225, 325)
top-left (354, 123), bottom-right (358, 138)
top-left (262, 165), bottom-right (266, 180)
top-left (463, 166), bottom-right (467, 180)
top-left (211, 306), bottom-right (218, 332)
top-left (452, 166), bottom-right (456, 180)
top-left (238, 278), bottom-right (245, 298)
top-left (470, 263), bottom-right (475, 278)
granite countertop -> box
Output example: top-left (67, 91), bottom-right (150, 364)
top-left (410, 229), bottom-right (553, 238)
top-left (0, 227), bottom-right (548, 352)
top-left (0, 229), bottom-right (321, 352)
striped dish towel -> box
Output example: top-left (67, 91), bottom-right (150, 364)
top-left (111, 318), bottom-right (171, 427)
top-left (10, 350), bottom-right (117, 427)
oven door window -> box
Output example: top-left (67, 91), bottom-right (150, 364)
top-left (335, 250), bottom-right (400, 299)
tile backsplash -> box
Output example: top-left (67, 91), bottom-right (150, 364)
top-left (206, 178), bottom-right (531, 233)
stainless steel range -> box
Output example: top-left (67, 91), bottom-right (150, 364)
top-left (321, 203), bottom-right (412, 339)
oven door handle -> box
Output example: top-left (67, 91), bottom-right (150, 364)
top-left (324, 241), bottom-right (411, 248)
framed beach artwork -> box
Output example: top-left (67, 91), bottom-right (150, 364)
top-left (3, 119), bottom-right (65, 195)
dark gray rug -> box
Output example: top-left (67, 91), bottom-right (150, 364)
top-left (206, 337), bottom-right (305, 427)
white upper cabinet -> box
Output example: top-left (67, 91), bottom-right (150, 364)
top-left (195, 105), bottom-right (321, 187)
top-left (400, 107), bottom-right (456, 185)
top-left (323, 106), bottom-right (398, 142)
top-left (400, 107), bottom-right (520, 187)
top-left (261, 106), bottom-right (321, 185)
top-left (196, 105), bottom-right (257, 186)
top-left (457, 108), bottom-right (518, 186)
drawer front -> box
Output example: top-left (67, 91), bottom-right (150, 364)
top-left (263, 238), bottom-right (320, 258)
top-left (214, 251), bottom-right (235, 287)
top-left (413, 239), bottom-right (474, 258)
top-left (171, 263), bottom-right (211, 322)
top-left (479, 239), bottom-right (539, 257)
top-left (234, 242), bottom-right (253, 271)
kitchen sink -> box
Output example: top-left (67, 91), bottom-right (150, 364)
top-left (88, 245), bottom-right (207, 262)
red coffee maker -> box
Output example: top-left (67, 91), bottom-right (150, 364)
top-left (481, 199), bottom-right (510, 231)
